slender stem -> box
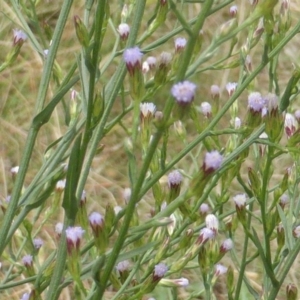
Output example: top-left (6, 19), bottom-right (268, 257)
top-left (0, 0), bottom-right (74, 256)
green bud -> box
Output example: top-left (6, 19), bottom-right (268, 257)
top-left (277, 223), bottom-right (285, 250)
top-left (226, 265), bottom-right (235, 296)
top-left (248, 167), bottom-right (261, 198)
top-left (74, 15), bottom-right (90, 48)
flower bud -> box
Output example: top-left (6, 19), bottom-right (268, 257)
top-left (205, 214), bottom-right (219, 234)
top-left (225, 82), bottom-right (238, 97)
top-left (74, 15), bottom-right (89, 48)
top-left (154, 52), bottom-right (172, 85)
top-left (65, 226), bottom-right (85, 254)
top-left (293, 226), bottom-right (300, 238)
top-left (153, 263), bottom-right (168, 282)
top-left (229, 5), bottom-right (238, 17)
top-left (210, 85), bottom-right (220, 100)
top-left (200, 102), bottom-right (212, 118)
top-left (203, 150), bottom-right (223, 175)
top-left (118, 23), bottom-right (130, 40)
top-left (174, 37), bottom-right (187, 53)
top-left (286, 283), bottom-right (298, 300)
top-left (123, 47), bottom-right (143, 76)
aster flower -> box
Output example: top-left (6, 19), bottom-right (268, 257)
top-left (146, 56), bottom-right (157, 69)
top-left (168, 170), bottom-right (182, 189)
top-left (33, 238), bottom-right (44, 250)
top-left (229, 5), bottom-right (238, 17)
top-left (118, 23), bottom-right (130, 40)
top-left (215, 264), bottom-right (228, 276)
top-left (22, 255), bottom-right (33, 268)
top-left (153, 263), bottom-right (168, 281)
top-left (210, 85), bottom-right (220, 100)
top-left (285, 113), bottom-right (297, 137)
top-left (11, 166), bottom-right (19, 175)
top-left (197, 227), bottom-right (215, 244)
top-left (248, 92), bottom-right (265, 113)
top-left (55, 222), bottom-right (63, 236)
top-left (220, 238), bottom-right (234, 253)
top-left (203, 150), bottom-right (223, 174)
top-left (171, 81), bottom-right (197, 105)
top-left (65, 226), bottom-right (85, 253)
top-left (225, 82), bottom-right (237, 96)
top-left (199, 203), bottom-right (210, 215)
top-left (140, 102), bottom-right (156, 119)
top-left (13, 29), bottom-right (27, 45)
top-left (123, 47), bottom-right (143, 75)
top-left (279, 194), bottom-right (289, 209)
top-left (158, 52), bottom-right (172, 67)
top-left (205, 214), bottom-right (219, 233)
top-left (89, 212), bottom-right (104, 237)
top-left (233, 194), bottom-right (247, 209)
top-left (174, 37), bottom-right (187, 52)
top-left (20, 293), bottom-right (30, 300)
top-left (293, 226), bottom-right (300, 238)
top-left (116, 260), bottom-right (130, 273)
top-left (200, 102), bottom-right (212, 117)
top-left (234, 117), bottom-right (241, 129)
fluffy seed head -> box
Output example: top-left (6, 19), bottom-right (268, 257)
top-left (140, 102), bottom-right (156, 119)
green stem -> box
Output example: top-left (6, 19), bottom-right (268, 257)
top-left (0, 0), bottom-right (74, 256)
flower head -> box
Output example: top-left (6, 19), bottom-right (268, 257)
top-left (174, 37), bottom-right (187, 52)
top-left (279, 194), bottom-right (289, 209)
top-left (116, 260), bottom-right (130, 273)
top-left (33, 238), bottom-right (44, 250)
top-left (13, 29), bottom-right (27, 45)
top-left (205, 214), bottom-right (219, 233)
top-left (140, 102), bottom-right (156, 119)
top-left (248, 92), bottom-right (265, 113)
top-left (197, 227), bottom-right (215, 244)
top-left (220, 238), bottom-right (234, 253)
top-left (146, 56), bottom-right (157, 69)
top-left (203, 150), bottom-right (223, 174)
top-left (234, 117), bottom-right (241, 129)
top-left (233, 194), bottom-right (247, 209)
top-left (168, 170), bottom-right (182, 189)
top-left (158, 52), bottom-right (172, 68)
top-left (285, 113), bottom-right (297, 137)
top-left (293, 226), bottom-right (300, 238)
top-left (118, 23), bottom-right (130, 40)
top-left (55, 222), bottom-right (63, 236)
top-left (210, 85), bottom-right (220, 99)
top-left (229, 5), bottom-right (238, 17)
top-left (123, 188), bottom-right (131, 204)
top-left (65, 226), bottom-right (85, 253)
top-left (171, 81), bottom-right (197, 105)
top-left (215, 264), bottom-right (228, 276)
top-left (22, 255), bottom-right (33, 268)
top-left (199, 203), bottom-right (210, 215)
top-left (153, 263), bottom-right (168, 281)
top-left (55, 179), bottom-right (66, 192)
top-left (123, 47), bottom-right (143, 75)
top-left (200, 102), bottom-right (212, 117)
top-left (294, 110), bottom-right (300, 123)
top-left (225, 82), bottom-right (237, 96)
top-left (20, 292), bottom-right (30, 300)
top-left (89, 212), bottom-right (104, 236)
top-left (11, 166), bottom-right (19, 176)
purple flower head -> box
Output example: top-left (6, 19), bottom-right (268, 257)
top-left (153, 263), bottom-right (168, 281)
top-left (210, 85), bottom-right (220, 99)
top-left (123, 47), bottom-right (143, 75)
top-left (20, 293), bottom-right (30, 300)
top-left (225, 82), bottom-right (237, 96)
top-left (285, 113), bottom-right (297, 137)
top-left (248, 92), bottom-right (265, 113)
top-left (89, 212), bottom-right (104, 236)
top-left (203, 150), bottom-right (223, 174)
top-left (116, 260), bottom-right (130, 273)
top-left (174, 37), bottom-right (187, 52)
top-left (171, 81), bottom-right (197, 105)
top-left (13, 29), bottom-right (27, 45)
top-left (229, 5), bottom-right (238, 17)
top-left (200, 102), bottom-right (212, 117)
top-left (33, 238), bottom-right (44, 250)
top-left (215, 264), bottom-right (228, 276)
top-left (146, 56), bottom-right (157, 69)
top-left (197, 227), bottom-right (215, 244)
top-left (118, 23), bottom-right (130, 40)
top-left (220, 238), bottom-right (234, 253)
top-left (65, 226), bottom-right (85, 253)
top-left (199, 203), bottom-right (210, 215)
top-left (168, 170), bottom-right (182, 189)
top-left (22, 255), bottom-right (33, 268)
